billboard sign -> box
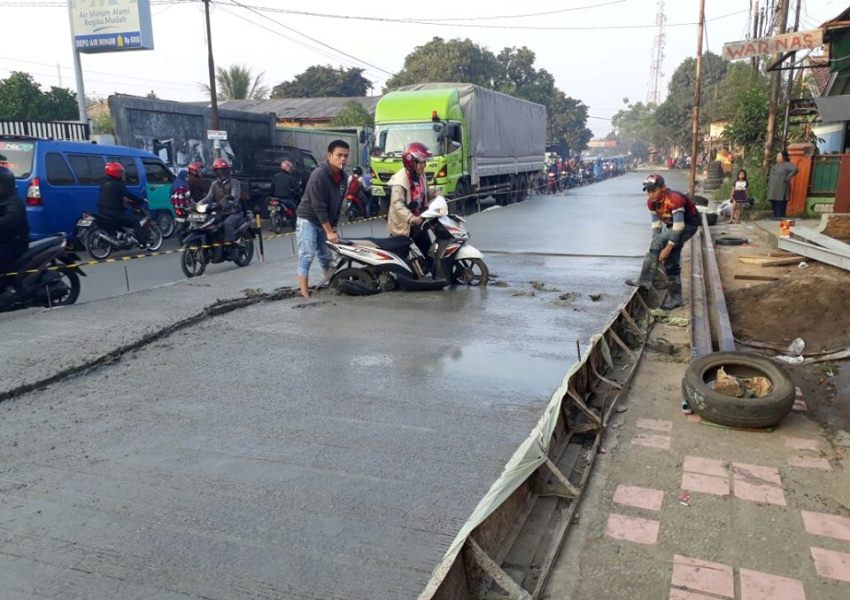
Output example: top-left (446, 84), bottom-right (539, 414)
top-left (722, 29), bottom-right (823, 61)
top-left (587, 140), bottom-right (618, 149)
top-left (69, 0), bottom-right (154, 53)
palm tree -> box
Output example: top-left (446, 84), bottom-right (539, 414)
top-left (201, 64), bottom-right (268, 100)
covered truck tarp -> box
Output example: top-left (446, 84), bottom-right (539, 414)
top-left (397, 83), bottom-right (547, 183)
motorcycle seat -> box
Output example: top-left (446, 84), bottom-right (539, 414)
top-left (9, 236), bottom-right (65, 270)
top-left (343, 236), bottom-right (412, 254)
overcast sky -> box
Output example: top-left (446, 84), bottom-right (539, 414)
top-left (0, 0), bottom-right (839, 136)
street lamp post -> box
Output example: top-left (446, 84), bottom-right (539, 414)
top-left (203, 0), bottom-right (219, 131)
top-left (688, 0), bottom-right (706, 199)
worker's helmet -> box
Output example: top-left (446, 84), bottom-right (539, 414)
top-left (212, 158), bottom-right (231, 171)
top-left (0, 165), bottom-right (15, 196)
top-left (402, 142), bottom-right (432, 171)
top-left (188, 162), bottom-right (204, 177)
top-left (280, 160), bottom-right (294, 173)
top-left (642, 173), bottom-right (665, 192)
top-left (352, 166), bottom-right (363, 176)
top-left (105, 161), bottom-right (125, 180)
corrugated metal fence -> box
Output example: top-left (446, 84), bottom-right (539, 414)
top-left (0, 120), bottom-right (89, 141)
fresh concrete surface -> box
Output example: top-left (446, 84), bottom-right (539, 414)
top-left (1, 173), bottom-right (654, 599)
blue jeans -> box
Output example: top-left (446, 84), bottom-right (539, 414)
top-left (296, 218), bottom-right (331, 277)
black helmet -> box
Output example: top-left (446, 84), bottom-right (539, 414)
top-left (642, 173), bottom-right (665, 192)
top-left (353, 166), bottom-right (363, 176)
top-left (0, 165), bottom-right (15, 196)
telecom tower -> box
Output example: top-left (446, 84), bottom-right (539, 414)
top-left (646, 0), bottom-right (666, 105)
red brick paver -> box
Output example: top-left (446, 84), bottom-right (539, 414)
top-left (605, 513), bottom-right (660, 545)
top-left (802, 510), bottom-right (850, 542)
top-left (740, 568), bottom-right (807, 600)
top-left (613, 484), bottom-right (664, 512)
top-left (671, 555), bottom-right (734, 599)
top-left (810, 547), bottom-right (850, 583)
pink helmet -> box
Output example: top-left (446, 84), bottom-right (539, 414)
top-left (402, 142), bottom-right (431, 171)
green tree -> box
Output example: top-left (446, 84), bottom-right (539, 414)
top-left (272, 65), bottom-right (371, 98)
top-left (612, 101), bottom-right (664, 158)
top-left (0, 72), bottom-right (77, 121)
top-left (548, 91), bottom-right (593, 154)
top-left (655, 52), bottom-right (728, 150)
top-left (493, 46), bottom-right (555, 107)
top-left (384, 37), bottom-right (498, 89)
top-left (203, 64), bottom-right (268, 100)
top-left (329, 101), bottom-right (374, 127)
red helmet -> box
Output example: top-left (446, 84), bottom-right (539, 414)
top-left (188, 162), bottom-right (204, 177)
top-left (105, 161), bottom-right (124, 179)
top-left (402, 142), bottom-right (432, 171)
top-left (280, 160), bottom-right (294, 173)
top-left (212, 158), bottom-right (231, 171)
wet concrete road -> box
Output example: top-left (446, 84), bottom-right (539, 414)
top-left (1, 173), bottom-right (654, 599)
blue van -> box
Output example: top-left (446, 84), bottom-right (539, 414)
top-left (0, 136), bottom-right (177, 243)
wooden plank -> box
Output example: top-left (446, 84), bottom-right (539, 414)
top-left (818, 213), bottom-right (850, 241)
top-left (464, 538), bottom-right (532, 600)
top-left (702, 214), bottom-right (737, 352)
top-left (738, 255), bottom-right (802, 265)
top-left (690, 231), bottom-right (712, 358)
top-left (734, 274), bottom-right (781, 281)
top-left (791, 226), bottom-right (850, 255)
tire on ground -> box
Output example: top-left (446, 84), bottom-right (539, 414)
top-left (693, 195), bottom-right (710, 206)
top-left (681, 351), bottom-right (795, 428)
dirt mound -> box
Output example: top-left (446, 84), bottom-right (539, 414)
top-left (727, 276), bottom-right (850, 353)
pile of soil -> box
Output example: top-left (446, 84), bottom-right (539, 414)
top-left (726, 276), bottom-right (850, 353)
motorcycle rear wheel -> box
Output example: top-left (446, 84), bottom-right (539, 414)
top-left (270, 213), bottom-right (283, 234)
top-left (331, 267), bottom-right (374, 290)
top-left (181, 245), bottom-right (207, 278)
top-left (48, 267), bottom-right (81, 306)
top-left (452, 258), bottom-right (489, 287)
top-left (86, 227), bottom-right (113, 260)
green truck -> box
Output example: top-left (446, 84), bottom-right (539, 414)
top-left (370, 83), bottom-right (547, 207)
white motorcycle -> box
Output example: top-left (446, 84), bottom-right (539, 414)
top-left (326, 196), bottom-right (488, 293)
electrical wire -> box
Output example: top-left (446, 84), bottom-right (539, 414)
top-left (231, 0), bottom-right (627, 24)
top-left (226, 0), bottom-right (393, 76)
top-left (239, 3), bottom-right (750, 31)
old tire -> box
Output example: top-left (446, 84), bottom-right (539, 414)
top-left (715, 236), bottom-right (748, 246)
top-left (693, 194), bottom-right (710, 207)
top-left (681, 351), bottom-right (795, 428)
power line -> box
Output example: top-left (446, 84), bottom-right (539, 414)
top-left (238, 2), bottom-right (749, 31)
top-left (226, 0), bottom-right (393, 75)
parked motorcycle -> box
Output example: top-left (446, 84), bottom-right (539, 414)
top-left (326, 196), bottom-right (488, 293)
top-left (0, 233), bottom-right (85, 312)
top-left (180, 202), bottom-right (255, 278)
top-left (77, 203), bottom-right (163, 260)
top-left (267, 196), bottom-right (298, 234)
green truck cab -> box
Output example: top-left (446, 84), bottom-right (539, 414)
top-left (370, 84), bottom-right (546, 207)
top-left (370, 87), bottom-right (468, 199)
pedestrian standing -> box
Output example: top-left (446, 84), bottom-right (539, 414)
top-left (729, 169), bottom-right (748, 224)
top-left (767, 151), bottom-right (798, 219)
top-left (295, 140), bottom-right (349, 299)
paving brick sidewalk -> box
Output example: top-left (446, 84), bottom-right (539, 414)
top-left (544, 318), bottom-right (850, 600)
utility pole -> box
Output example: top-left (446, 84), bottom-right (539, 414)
top-left (782, 0), bottom-right (802, 142)
top-left (751, 1), bottom-right (760, 70)
top-left (762, 0), bottom-right (790, 175)
top-left (66, 1), bottom-right (88, 125)
top-left (688, 0), bottom-right (706, 199)
top-left (203, 0), bottom-right (219, 131)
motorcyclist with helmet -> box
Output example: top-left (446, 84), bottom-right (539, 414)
top-left (98, 161), bottom-right (148, 248)
top-left (0, 165), bottom-right (29, 280)
top-left (271, 159), bottom-right (300, 215)
top-left (626, 173), bottom-right (700, 310)
top-left (201, 158), bottom-right (243, 254)
top-left (387, 142), bottom-right (432, 258)
top-left (186, 162), bottom-right (210, 202)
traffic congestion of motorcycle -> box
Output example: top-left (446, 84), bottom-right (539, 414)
top-left (0, 148), bottom-right (624, 313)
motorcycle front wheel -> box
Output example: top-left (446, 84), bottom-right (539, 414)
top-left (181, 244), bottom-right (207, 278)
top-left (232, 236), bottom-right (254, 267)
top-left (86, 227), bottom-right (113, 260)
top-left (451, 258), bottom-right (489, 287)
top-left (145, 223), bottom-right (163, 251)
